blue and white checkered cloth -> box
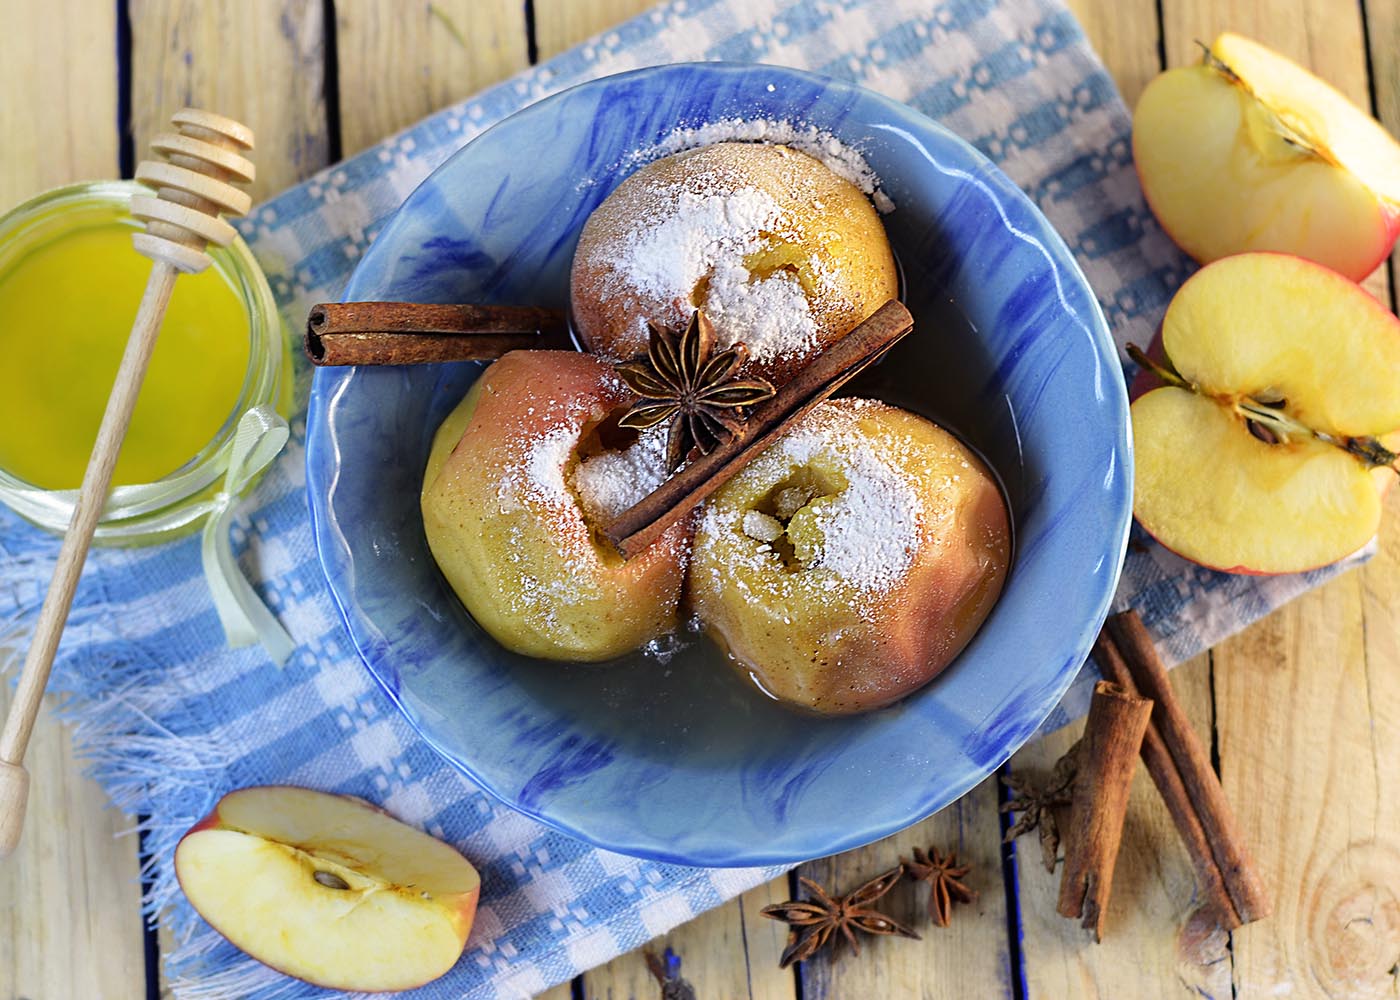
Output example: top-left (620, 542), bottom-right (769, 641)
top-left (0, 1), bottom-right (1365, 997)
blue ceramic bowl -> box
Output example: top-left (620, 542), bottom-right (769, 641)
top-left (307, 63), bottom-right (1132, 866)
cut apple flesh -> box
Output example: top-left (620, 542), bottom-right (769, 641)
top-left (1133, 388), bottom-right (1381, 573)
top-left (1164, 254), bottom-right (1400, 436)
top-left (176, 786), bottom-right (480, 993)
top-left (1214, 33), bottom-right (1400, 205)
top-left (1131, 253), bottom-right (1400, 574)
top-left (1133, 33), bottom-right (1400, 281)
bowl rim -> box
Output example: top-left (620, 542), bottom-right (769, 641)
top-left (307, 60), bottom-right (1133, 866)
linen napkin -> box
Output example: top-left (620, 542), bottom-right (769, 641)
top-left (0, 0), bottom-right (1364, 997)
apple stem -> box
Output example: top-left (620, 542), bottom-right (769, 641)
top-left (1344, 436), bottom-right (1400, 470)
top-left (1126, 343), bottom-right (1192, 391)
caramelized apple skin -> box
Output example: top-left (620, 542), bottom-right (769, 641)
top-left (421, 351), bottom-right (689, 661)
top-left (688, 399), bottom-right (1010, 715)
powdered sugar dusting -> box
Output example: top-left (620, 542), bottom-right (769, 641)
top-left (636, 118), bottom-right (895, 214)
top-left (605, 184), bottom-right (821, 363)
top-left (775, 417), bottom-right (920, 592)
top-left (511, 425), bottom-right (575, 509)
top-left (701, 259), bottom-right (819, 362)
top-left (698, 399), bottom-right (925, 610)
top-left (571, 425), bottom-right (670, 523)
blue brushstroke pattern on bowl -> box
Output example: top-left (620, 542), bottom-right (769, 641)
top-left (306, 63), bottom-right (1132, 866)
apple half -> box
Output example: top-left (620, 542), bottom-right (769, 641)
top-left (175, 786), bottom-right (480, 992)
top-left (1134, 32), bottom-right (1400, 281)
top-left (1131, 253), bottom-right (1400, 574)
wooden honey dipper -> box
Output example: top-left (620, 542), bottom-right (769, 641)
top-left (0, 109), bottom-right (255, 860)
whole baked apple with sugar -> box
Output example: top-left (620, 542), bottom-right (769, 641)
top-left (571, 141), bottom-right (898, 385)
top-left (421, 350), bottom-right (691, 660)
top-left (688, 397), bottom-right (1010, 715)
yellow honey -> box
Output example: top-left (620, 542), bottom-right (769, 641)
top-left (0, 218), bottom-right (250, 490)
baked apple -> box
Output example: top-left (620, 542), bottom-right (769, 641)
top-left (688, 398), bottom-right (1010, 715)
top-left (421, 350), bottom-right (689, 660)
top-left (571, 142), bottom-right (898, 384)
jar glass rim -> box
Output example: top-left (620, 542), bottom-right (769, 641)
top-left (0, 179), bottom-right (284, 540)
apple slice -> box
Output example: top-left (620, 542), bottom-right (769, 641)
top-left (1131, 253), bottom-right (1400, 574)
top-left (176, 786), bottom-right (480, 992)
top-left (1133, 32), bottom-right (1400, 281)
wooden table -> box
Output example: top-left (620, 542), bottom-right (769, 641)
top-left (3, 1), bottom-right (1398, 997)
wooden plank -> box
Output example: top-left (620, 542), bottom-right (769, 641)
top-left (1368, 0), bottom-right (1400, 158)
top-left (1061, 0), bottom-right (1163, 107)
top-left (533, 0), bottom-right (655, 61)
top-left (0, 0), bottom-right (119, 206)
top-left (0, 6), bottom-right (146, 998)
top-left (129, 0), bottom-right (330, 202)
top-left (127, 1), bottom-right (329, 990)
top-left (1212, 525), bottom-right (1399, 1000)
top-left (795, 777), bottom-right (1012, 999)
top-left (332, 0), bottom-right (530, 158)
top-left (1015, 656), bottom-right (1232, 998)
top-left (580, 876), bottom-right (795, 999)
top-left (1157, 7), bottom-right (1400, 998)
top-left (0, 691), bottom-right (147, 999)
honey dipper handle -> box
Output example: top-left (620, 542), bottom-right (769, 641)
top-left (0, 262), bottom-right (179, 859)
top-left (0, 107), bottom-right (252, 861)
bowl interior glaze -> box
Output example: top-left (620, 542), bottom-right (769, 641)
top-left (306, 63), bottom-right (1132, 866)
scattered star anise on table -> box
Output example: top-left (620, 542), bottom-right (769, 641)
top-left (760, 866), bottom-right (920, 968)
top-left (615, 309), bottom-right (776, 471)
top-left (1000, 740), bottom-right (1081, 873)
top-left (904, 846), bottom-right (977, 927)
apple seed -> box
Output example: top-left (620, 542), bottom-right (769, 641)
top-left (313, 870), bottom-right (351, 890)
top-left (1246, 420), bottom-right (1280, 445)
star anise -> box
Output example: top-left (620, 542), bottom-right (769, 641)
top-left (1000, 740), bottom-right (1081, 873)
top-left (615, 310), bottom-right (776, 471)
top-left (760, 866), bottom-right (919, 968)
top-left (904, 846), bottom-right (977, 927)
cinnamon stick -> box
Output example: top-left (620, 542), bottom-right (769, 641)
top-left (1105, 611), bottom-right (1271, 925)
top-left (305, 301), bottom-right (570, 366)
top-left (1093, 611), bottom-right (1271, 930)
top-left (1056, 680), bottom-right (1152, 941)
top-left (603, 299), bottom-right (915, 559)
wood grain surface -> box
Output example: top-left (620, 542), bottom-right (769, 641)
top-left (2, 1), bottom-right (1398, 998)
top-left (129, 0), bottom-right (330, 202)
top-left (0, 8), bottom-right (146, 998)
top-left (333, 0), bottom-right (529, 157)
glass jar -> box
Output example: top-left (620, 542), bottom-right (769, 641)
top-left (0, 180), bottom-right (289, 545)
